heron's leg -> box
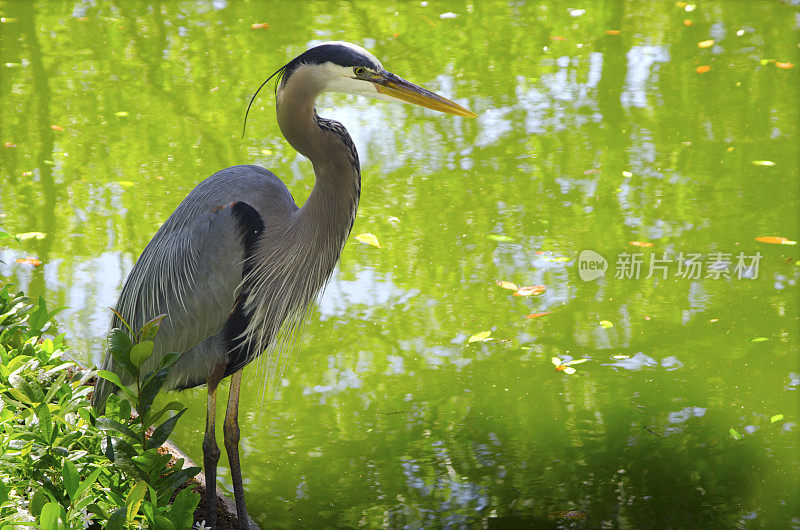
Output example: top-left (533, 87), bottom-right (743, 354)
top-left (224, 369), bottom-right (248, 528)
top-left (203, 365), bottom-right (225, 529)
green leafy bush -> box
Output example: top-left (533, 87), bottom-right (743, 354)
top-left (0, 284), bottom-right (200, 529)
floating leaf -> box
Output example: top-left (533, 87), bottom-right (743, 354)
top-left (551, 356), bottom-right (585, 375)
top-left (583, 168), bottom-right (601, 175)
top-left (50, 124), bottom-right (64, 131)
top-left (487, 234), bottom-right (514, 242)
top-left (550, 35), bottom-right (566, 41)
top-left (749, 337), bottom-right (769, 343)
top-left (696, 65), bottom-right (712, 74)
top-left (468, 330), bottom-right (492, 343)
top-left (612, 354), bottom-right (630, 360)
top-left (496, 280), bottom-right (519, 291)
top-left (15, 231), bottom-right (46, 240)
top-left (250, 22), bottom-right (269, 29)
top-left (15, 257), bottom-right (42, 266)
top-left (683, 19), bottom-right (693, 26)
top-left (540, 256), bottom-right (571, 263)
top-left (630, 241), bottom-right (654, 247)
top-left (354, 232), bottom-right (381, 248)
top-left (605, 30), bottom-right (621, 35)
top-left (549, 510), bottom-right (587, 520)
top-left (729, 428), bottom-right (743, 440)
top-left (563, 358), bottom-right (588, 366)
top-left (775, 62), bottom-right (793, 69)
top-left (755, 236), bottom-right (796, 245)
top-left (525, 312), bottom-right (551, 319)
top-left (697, 39), bottom-right (714, 48)
top-left (599, 320), bottom-right (614, 329)
top-left (114, 111), bottom-right (129, 117)
top-left (118, 181), bottom-right (136, 187)
top-left (751, 160), bottom-right (775, 166)
top-left (514, 285), bottom-right (546, 296)
top-left (770, 414), bottom-right (784, 423)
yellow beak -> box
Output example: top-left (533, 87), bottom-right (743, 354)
top-left (373, 72), bottom-right (477, 118)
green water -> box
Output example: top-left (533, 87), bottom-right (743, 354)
top-left (2, 1), bottom-right (799, 528)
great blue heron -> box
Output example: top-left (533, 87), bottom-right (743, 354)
top-left (92, 41), bottom-right (475, 528)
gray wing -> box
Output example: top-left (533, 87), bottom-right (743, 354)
top-left (93, 165), bottom-right (297, 411)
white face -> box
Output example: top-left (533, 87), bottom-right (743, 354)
top-left (278, 42), bottom-right (396, 104)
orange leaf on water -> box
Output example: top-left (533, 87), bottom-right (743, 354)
top-left (630, 241), bottom-right (654, 247)
top-left (683, 19), bottom-right (693, 26)
top-left (526, 312), bottom-right (551, 319)
top-left (50, 125), bottom-right (64, 131)
top-left (775, 62), bottom-right (793, 69)
top-left (605, 30), bottom-right (621, 35)
top-left (755, 236), bottom-right (797, 245)
top-left (583, 168), bottom-right (601, 175)
top-left (697, 39), bottom-right (714, 48)
top-left (514, 285), bottom-right (546, 296)
top-left (496, 280), bottom-right (519, 291)
top-left (16, 257), bottom-right (42, 266)
top-left (550, 36), bottom-right (566, 41)
top-left (696, 65), bottom-right (712, 74)
top-left (250, 22), bottom-right (269, 29)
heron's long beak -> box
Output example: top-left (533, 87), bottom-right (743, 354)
top-left (373, 72), bottom-right (477, 118)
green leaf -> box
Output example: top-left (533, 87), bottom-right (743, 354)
top-left (143, 400), bottom-right (184, 431)
top-left (749, 337), bottom-right (769, 343)
top-left (770, 413), bottom-right (784, 423)
top-left (125, 481), bottom-right (148, 522)
top-left (28, 295), bottom-right (49, 333)
top-left (36, 402), bottom-right (53, 445)
top-left (95, 417), bottom-right (139, 440)
top-left (487, 234), bottom-right (514, 242)
top-left (96, 370), bottom-right (137, 401)
top-left (30, 487), bottom-right (49, 517)
top-left (159, 350), bottom-right (183, 371)
top-left (729, 427), bottom-right (743, 440)
top-left (153, 515), bottom-right (177, 530)
top-left (130, 341), bottom-right (154, 368)
top-left (108, 328), bottom-right (137, 377)
top-left (73, 467), bottom-right (102, 500)
top-left (139, 364), bottom-right (175, 413)
top-left (62, 460), bottom-right (79, 499)
top-left (0, 480), bottom-right (9, 505)
top-left (139, 314), bottom-right (166, 343)
top-left (39, 502), bottom-right (62, 530)
top-left (165, 487), bottom-right (200, 529)
top-left (146, 408), bottom-right (186, 450)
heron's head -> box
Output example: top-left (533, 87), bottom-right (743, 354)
top-left (248, 41), bottom-right (476, 125)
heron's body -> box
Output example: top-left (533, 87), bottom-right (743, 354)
top-left (92, 41), bottom-right (474, 528)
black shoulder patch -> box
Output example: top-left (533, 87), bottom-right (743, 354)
top-left (229, 201), bottom-right (265, 266)
top-left (222, 201), bottom-right (266, 376)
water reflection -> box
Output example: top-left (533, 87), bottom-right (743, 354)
top-left (1, 1), bottom-right (799, 527)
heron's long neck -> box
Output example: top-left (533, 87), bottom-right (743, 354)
top-left (276, 86), bottom-right (361, 258)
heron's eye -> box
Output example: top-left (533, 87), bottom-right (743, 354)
top-left (354, 66), bottom-right (366, 76)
